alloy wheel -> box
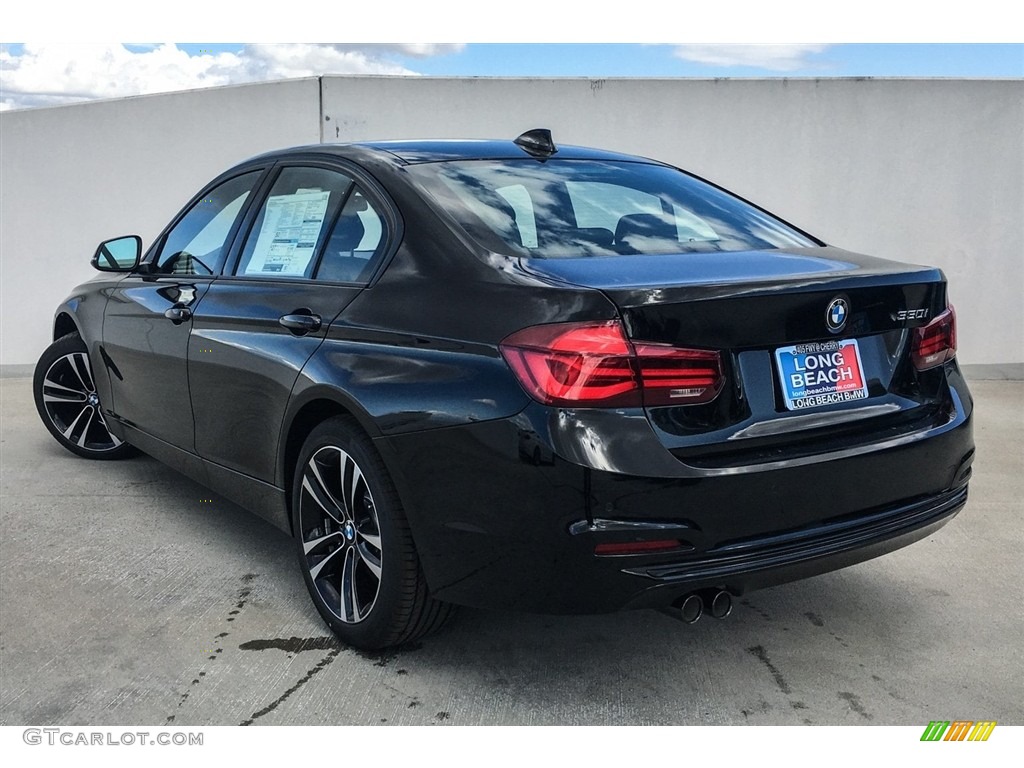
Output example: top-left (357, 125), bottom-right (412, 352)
top-left (299, 445), bottom-right (384, 623)
top-left (40, 352), bottom-right (123, 452)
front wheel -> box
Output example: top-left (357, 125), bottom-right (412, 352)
top-left (33, 332), bottom-right (138, 460)
top-left (293, 416), bottom-right (454, 650)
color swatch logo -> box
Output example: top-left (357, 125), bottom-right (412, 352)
top-left (920, 721), bottom-right (996, 741)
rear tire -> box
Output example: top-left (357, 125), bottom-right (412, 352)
top-left (33, 332), bottom-right (138, 460)
top-left (292, 416), bottom-right (454, 650)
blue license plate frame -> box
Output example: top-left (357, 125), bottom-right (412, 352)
top-left (774, 339), bottom-right (869, 411)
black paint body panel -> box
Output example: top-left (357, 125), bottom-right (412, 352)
top-left (103, 276), bottom-right (211, 449)
top-left (189, 279), bottom-right (360, 481)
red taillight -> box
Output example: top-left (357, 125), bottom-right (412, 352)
top-left (499, 321), bottom-right (724, 408)
top-left (912, 306), bottom-right (957, 370)
top-left (499, 321), bottom-right (639, 406)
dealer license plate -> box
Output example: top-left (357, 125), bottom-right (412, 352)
top-left (774, 339), bottom-right (869, 411)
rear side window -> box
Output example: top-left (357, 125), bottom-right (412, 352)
top-left (315, 188), bottom-right (388, 283)
top-left (235, 166), bottom-right (389, 283)
top-left (408, 159), bottom-right (817, 258)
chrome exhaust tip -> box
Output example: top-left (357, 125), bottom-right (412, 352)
top-left (708, 590), bottom-right (733, 619)
top-left (678, 593), bottom-right (704, 624)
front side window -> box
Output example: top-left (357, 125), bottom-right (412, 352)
top-left (407, 159), bottom-right (817, 259)
top-left (152, 171), bottom-right (262, 275)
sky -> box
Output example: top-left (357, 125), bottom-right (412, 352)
top-left (2, 1), bottom-right (1021, 112)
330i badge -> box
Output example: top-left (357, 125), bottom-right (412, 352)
top-left (34, 130), bottom-right (974, 649)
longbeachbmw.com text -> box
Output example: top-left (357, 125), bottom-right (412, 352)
top-left (23, 728), bottom-right (203, 746)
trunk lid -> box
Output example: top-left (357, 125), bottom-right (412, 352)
top-left (522, 246), bottom-right (953, 470)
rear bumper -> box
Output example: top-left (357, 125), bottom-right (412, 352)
top-left (616, 484), bottom-right (967, 609)
top-left (376, 366), bottom-right (973, 614)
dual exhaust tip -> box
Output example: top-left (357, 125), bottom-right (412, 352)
top-left (676, 589), bottom-right (732, 623)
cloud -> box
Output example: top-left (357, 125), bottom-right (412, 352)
top-left (364, 44), bottom-right (465, 58)
top-left (0, 43), bottom-right (465, 111)
top-left (672, 44), bottom-right (830, 71)
top-left (224, 44), bottom-right (420, 81)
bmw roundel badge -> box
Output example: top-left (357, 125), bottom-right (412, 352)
top-left (825, 297), bottom-right (849, 333)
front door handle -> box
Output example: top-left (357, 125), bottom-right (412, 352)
top-left (164, 306), bottom-right (192, 324)
top-left (279, 313), bottom-right (322, 335)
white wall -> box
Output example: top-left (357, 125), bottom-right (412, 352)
top-left (2, 76), bottom-right (1021, 369)
top-left (0, 78), bottom-right (321, 366)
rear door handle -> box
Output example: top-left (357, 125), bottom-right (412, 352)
top-left (164, 306), bottom-right (192, 324)
top-left (279, 313), bottom-right (322, 334)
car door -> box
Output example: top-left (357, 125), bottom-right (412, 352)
top-left (189, 162), bottom-right (395, 483)
top-left (102, 169), bottom-right (266, 450)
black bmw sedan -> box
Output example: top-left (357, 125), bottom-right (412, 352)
top-left (34, 130), bottom-right (973, 649)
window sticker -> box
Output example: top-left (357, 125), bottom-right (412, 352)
top-left (244, 189), bottom-right (331, 276)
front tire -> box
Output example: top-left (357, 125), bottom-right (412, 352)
top-left (33, 332), bottom-right (138, 460)
top-left (293, 416), bottom-right (454, 650)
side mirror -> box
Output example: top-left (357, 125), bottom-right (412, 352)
top-left (91, 235), bottom-right (142, 272)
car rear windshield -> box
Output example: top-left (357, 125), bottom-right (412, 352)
top-left (406, 159), bottom-right (818, 258)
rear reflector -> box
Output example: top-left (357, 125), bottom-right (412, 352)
top-left (912, 306), bottom-right (957, 370)
top-left (594, 539), bottom-right (681, 555)
top-left (500, 321), bottom-right (723, 408)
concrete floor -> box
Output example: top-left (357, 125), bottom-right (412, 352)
top-left (1, 376), bottom-right (1021, 726)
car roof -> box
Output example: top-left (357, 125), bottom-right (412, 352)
top-left (245, 139), bottom-right (666, 167)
